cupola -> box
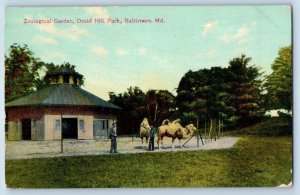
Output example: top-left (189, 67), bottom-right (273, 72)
top-left (45, 65), bottom-right (83, 86)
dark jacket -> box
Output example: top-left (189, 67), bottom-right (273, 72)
top-left (109, 126), bottom-right (117, 139)
top-left (150, 126), bottom-right (156, 139)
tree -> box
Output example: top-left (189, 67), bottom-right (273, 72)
top-left (5, 44), bottom-right (84, 102)
top-left (265, 45), bottom-right (292, 111)
top-left (227, 54), bottom-right (263, 126)
top-left (177, 54), bottom-right (263, 129)
top-left (177, 67), bottom-right (233, 136)
top-left (5, 44), bottom-right (45, 102)
top-left (109, 87), bottom-right (175, 134)
top-left (145, 89), bottom-right (175, 126)
top-left (109, 86), bottom-right (146, 135)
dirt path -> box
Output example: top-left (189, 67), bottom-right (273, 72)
top-left (5, 136), bottom-right (238, 160)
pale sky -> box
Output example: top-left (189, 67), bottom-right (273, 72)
top-left (5, 6), bottom-right (291, 100)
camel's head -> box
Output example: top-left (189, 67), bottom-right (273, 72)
top-left (141, 118), bottom-right (150, 129)
top-left (185, 124), bottom-right (197, 135)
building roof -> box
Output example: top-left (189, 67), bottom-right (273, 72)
top-left (5, 84), bottom-right (120, 109)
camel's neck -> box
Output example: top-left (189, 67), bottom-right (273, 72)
top-left (182, 129), bottom-right (193, 139)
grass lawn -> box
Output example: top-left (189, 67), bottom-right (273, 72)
top-left (5, 136), bottom-right (292, 188)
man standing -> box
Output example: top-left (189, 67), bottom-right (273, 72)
top-left (109, 122), bottom-right (118, 153)
top-left (148, 126), bottom-right (156, 151)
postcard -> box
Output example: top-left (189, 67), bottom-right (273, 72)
top-left (4, 6), bottom-right (292, 188)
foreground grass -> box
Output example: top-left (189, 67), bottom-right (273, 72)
top-left (6, 136), bottom-right (292, 188)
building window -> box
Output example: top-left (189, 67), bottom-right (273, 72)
top-left (33, 120), bottom-right (37, 127)
top-left (55, 119), bottom-right (61, 131)
top-left (79, 119), bottom-right (85, 131)
top-left (15, 121), bottom-right (18, 130)
top-left (101, 120), bottom-right (109, 130)
top-left (63, 75), bottom-right (69, 83)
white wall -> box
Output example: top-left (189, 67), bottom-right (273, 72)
top-left (77, 115), bottom-right (93, 140)
top-left (44, 115), bottom-right (61, 140)
top-left (44, 114), bottom-right (94, 140)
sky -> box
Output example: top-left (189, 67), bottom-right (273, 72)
top-left (5, 6), bottom-right (291, 100)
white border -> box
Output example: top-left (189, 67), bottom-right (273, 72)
top-left (0, 1), bottom-right (298, 195)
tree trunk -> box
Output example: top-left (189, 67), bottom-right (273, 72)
top-left (204, 116), bottom-right (206, 143)
top-left (218, 118), bottom-right (221, 139)
top-left (154, 103), bottom-right (158, 123)
top-left (208, 118), bottom-right (217, 141)
top-left (208, 118), bottom-right (212, 141)
top-left (146, 104), bottom-right (152, 122)
top-left (196, 116), bottom-right (199, 147)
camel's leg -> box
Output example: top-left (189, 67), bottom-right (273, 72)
top-left (179, 139), bottom-right (182, 148)
top-left (171, 138), bottom-right (176, 149)
top-left (159, 136), bottom-right (165, 149)
top-left (146, 137), bottom-right (148, 144)
top-left (141, 137), bottom-right (143, 144)
top-left (157, 136), bottom-right (161, 149)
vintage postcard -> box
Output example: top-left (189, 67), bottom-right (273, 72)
top-left (4, 6), bottom-right (292, 188)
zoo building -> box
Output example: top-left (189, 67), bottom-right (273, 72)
top-left (5, 67), bottom-right (120, 141)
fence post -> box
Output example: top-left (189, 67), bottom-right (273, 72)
top-left (60, 113), bottom-right (63, 153)
top-left (197, 116), bottom-right (199, 147)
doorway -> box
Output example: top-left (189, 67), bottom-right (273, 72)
top-left (62, 118), bottom-right (78, 139)
top-left (21, 118), bottom-right (31, 140)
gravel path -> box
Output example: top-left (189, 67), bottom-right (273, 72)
top-left (5, 136), bottom-right (238, 160)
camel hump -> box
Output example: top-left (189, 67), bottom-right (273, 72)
top-left (161, 119), bottom-right (170, 125)
top-left (172, 119), bottom-right (181, 124)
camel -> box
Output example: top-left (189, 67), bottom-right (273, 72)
top-left (157, 119), bottom-right (197, 149)
top-left (139, 118), bottom-right (151, 144)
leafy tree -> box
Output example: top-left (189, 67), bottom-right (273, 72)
top-left (177, 67), bottom-right (231, 140)
top-left (5, 44), bottom-right (45, 101)
top-left (227, 54), bottom-right (263, 126)
top-left (145, 89), bottom-right (175, 126)
top-left (177, 69), bottom-right (208, 117)
top-left (109, 86), bottom-right (146, 135)
top-left (5, 44), bottom-right (85, 102)
top-left (109, 87), bottom-right (175, 134)
top-left (177, 67), bottom-right (233, 128)
top-left (205, 67), bottom-right (235, 119)
top-left (265, 45), bottom-right (292, 111)
top-left (177, 54), bottom-right (263, 129)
